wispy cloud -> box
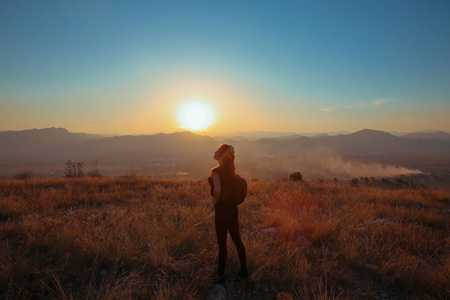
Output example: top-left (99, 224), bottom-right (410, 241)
top-left (371, 99), bottom-right (388, 106)
top-left (321, 99), bottom-right (389, 112)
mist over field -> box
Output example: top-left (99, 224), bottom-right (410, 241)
top-left (238, 153), bottom-right (423, 182)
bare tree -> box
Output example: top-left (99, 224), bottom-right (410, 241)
top-left (65, 160), bottom-right (84, 178)
top-left (76, 161), bottom-right (84, 177)
top-left (65, 160), bottom-right (75, 178)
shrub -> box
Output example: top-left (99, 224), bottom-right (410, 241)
top-left (289, 172), bottom-right (303, 182)
top-left (14, 171), bottom-right (34, 180)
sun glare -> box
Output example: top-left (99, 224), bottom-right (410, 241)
top-left (178, 101), bottom-right (215, 131)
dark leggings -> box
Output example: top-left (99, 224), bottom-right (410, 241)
top-left (215, 212), bottom-right (247, 275)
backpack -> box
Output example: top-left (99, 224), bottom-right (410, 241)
top-left (229, 174), bottom-right (247, 205)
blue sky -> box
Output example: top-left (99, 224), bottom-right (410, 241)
top-left (1, 0), bottom-right (449, 134)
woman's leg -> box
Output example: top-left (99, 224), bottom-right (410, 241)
top-left (215, 216), bottom-right (228, 276)
top-left (228, 216), bottom-right (248, 275)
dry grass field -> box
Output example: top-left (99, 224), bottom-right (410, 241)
top-left (0, 177), bottom-right (448, 299)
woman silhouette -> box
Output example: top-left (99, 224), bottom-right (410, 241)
top-left (208, 144), bottom-right (249, 283)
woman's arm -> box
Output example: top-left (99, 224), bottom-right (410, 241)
top-left (212, 172), bottom-right (221, 205)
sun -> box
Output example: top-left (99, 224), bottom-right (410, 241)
top-left (177, 101), bottom-right (215, 131)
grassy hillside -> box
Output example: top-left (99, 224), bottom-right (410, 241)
top-left (0, 177), bottom-right (448, 299)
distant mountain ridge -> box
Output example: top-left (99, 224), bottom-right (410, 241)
top-left (214, 130), bottom-right (351, 140)
top-left (0, 128), bottom-right (449, 165)
top-left (0, 127), bottom-right (102, 143)
top-left (0, 128), bottom-right (218, 164)
top-left (402, 131), bottom-right (450, 140)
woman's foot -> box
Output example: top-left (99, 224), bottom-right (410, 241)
top-left (211, 273), bottom-right (226, 284)
top-left (211, 270), bottom-right (226, 284)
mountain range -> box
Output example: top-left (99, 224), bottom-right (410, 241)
top-left (1, 127), bottom-right (449, 166)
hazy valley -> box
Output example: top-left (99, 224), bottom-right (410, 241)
top-left (1, 128), bottom-right (449, 189)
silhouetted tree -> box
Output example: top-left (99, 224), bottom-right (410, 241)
top-left (65, 160), bottom-right (84, 178)
top-left (65, 160), bottom-right (74, 178)
top-left (76, 162), bottom-right (84, 177)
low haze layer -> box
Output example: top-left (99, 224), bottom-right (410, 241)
top-left (1, 128), bottom-right (449, 189)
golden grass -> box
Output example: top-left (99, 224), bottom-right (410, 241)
top-left (0, 177), bottom-right (448, 299)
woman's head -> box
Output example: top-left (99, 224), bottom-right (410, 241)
top-left (214, 144), bottom-right (234, 161)
top-left (213, 144), bottom-right (236, 175)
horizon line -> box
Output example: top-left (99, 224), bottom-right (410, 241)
top-left (1, 127), bottom-right (449, 138)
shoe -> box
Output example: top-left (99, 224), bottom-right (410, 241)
top-left (213, 274), bottom-right (226, 284)
top-left (211, 272), bottom-right (226, 284)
